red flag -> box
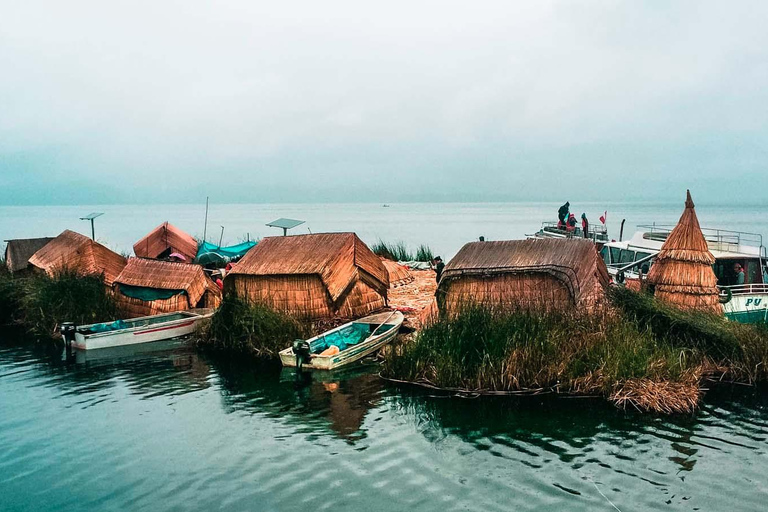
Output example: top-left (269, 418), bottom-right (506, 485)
top-left (599, 211), bottom-right (607, 224)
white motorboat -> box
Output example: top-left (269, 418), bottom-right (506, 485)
top-left (280, 310), bottom-right (404, 371)
top-left (63, 309), bottom-right (214, 350)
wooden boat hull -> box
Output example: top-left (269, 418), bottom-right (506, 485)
top-left (280, 311), bottom-right (403, 371)
top-left (73, 309), bottom-right (213, 350)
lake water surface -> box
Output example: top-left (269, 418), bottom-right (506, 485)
top-left (0, 340), bottom-right (766, 511)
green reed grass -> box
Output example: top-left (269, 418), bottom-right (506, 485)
top-left (198, 295), bottom-right (309, 358)
top-left (0, 260), bottom-right (25, 326)
top-left (382, 290), bottom-right (768, 412)
top-left (372, 240), bottom-right (434, 262)
top-left (22, 268), bottom-right (121, 338)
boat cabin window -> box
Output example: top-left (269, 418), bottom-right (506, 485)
top-left (609, 247), bottom-right (621, 265)
top-left (635, 251), bottom-right (653, 274)
top-left (713, 258), bottom-right (763, 286)
top-left (619, 249), bottom-right (635, 264)
top-left (600, 246), bottom-right (610, 265)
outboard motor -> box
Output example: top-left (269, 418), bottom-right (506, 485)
top-left (292, 339), bottom-right (312, 372)
top-left (60, 322), bottom-right (76, 357)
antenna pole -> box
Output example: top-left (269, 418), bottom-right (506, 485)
top-left (203, 197), bottom-right (209, 243)
top-left (219, 226), bottom-right (225, 248)
top-left (90, 219), bottom-right (96, 240)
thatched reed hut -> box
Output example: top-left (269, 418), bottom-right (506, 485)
top-left (380, 258), bottom-right (415, 287)
top-left (437, 238), bottom-right (609, 313)
top-left (646, 191), bottom-right (721, 314)
top-left (4, 237), bottom-right (54, 274)
top-left (133, 222), bottom-right (198, 262)
top-left (114, 258), bottom-right (222, 318)
top-left (28, 230), bottom-right (127, 286)
top-left (227, 233), bottom-right (389, 320)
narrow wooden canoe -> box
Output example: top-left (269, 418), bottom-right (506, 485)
top-left (72, 309), bottom-right (213, 350)
top-left (280, 310), bottom-right (404, 371)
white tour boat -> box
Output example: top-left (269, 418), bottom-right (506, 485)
top-left (280, 310), bottom-right (404, 371)
top-left (62, 309), bottom-right (214, 350)
top-left (601, 225), bottom-right (768, 323)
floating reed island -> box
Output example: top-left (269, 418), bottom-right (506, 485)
top-left (382, 193), bottom-right (768, 413)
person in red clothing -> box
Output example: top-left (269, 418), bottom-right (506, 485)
top-left (566, 213), bottom-right (577, 233)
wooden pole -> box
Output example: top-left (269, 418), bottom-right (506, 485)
top-left (203, 197), bottom-right (209, 243)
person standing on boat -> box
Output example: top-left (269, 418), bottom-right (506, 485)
top-left (581, 213), bottom-right (589, 239)
top-left (432, 256), bottom-right (445, 283)
top-left (734, 263), bottom-right (745, 285)
top-left (558, 201), bottom-right (570, 224)
top-left (566, 213), bottom-right (577, 233)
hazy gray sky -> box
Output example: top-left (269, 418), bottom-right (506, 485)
top-left (1, 1), bottom-right (766, 205)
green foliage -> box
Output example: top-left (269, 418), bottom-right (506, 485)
top-left (372, 240), bottom-right (434, 262)
top-left (383, 303), bottom-right (683, 393)
top-left (198, 295), bottom-right (309, 358)
top-left (0, 263), bottom-right (25, 326)
top-left (383, 290), bottom-right (768, 409)
top-left (22, 268), bottom-right (121, 338)
top-left (415, 244), bottom-right (434, 263)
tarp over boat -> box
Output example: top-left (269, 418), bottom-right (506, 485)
top-left (195, 241), bottom-right (257, 265)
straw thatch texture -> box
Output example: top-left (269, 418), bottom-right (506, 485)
top-left (133, 222), bottom-right (198, 262)
top-left (438, 238), bottom-right (609, 313)
top-left (646, 191), bottom-right (721, 314)
top-left (227, 233), bottom-right (388, 320)
top-left (114, 258), bottom-right (221, 318)
top-left (4, 237), bottom-right (54, 273)
top-left (28, 230), bottom-right (127, 286)
top-left (380, 258), bottom-right (414, 287)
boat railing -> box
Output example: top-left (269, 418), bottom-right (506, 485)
top-left (539, 222), bottom-right (609, 242)
top-left (638, 224), bottom-right (763, 253)
top-left (719, 284), bottom-right (768, 296)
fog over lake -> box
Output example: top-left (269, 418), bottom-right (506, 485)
top-left (2, 1), bottom-right (768, 205)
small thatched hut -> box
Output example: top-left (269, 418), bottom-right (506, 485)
top-left (227, 233), bottom-right (389, 320)
top-left (133, 222), bottom-right (198, 262)
top-left (646, 190), bottom-right (721, 314)
top-left (380, 258), bottom-right (414, 288)
top-left (114, 258), bottom-right (222, 318)
top-left (28, 230), bottom-right (127, 286)
top-left (437, 238), bottom-right (609, 313)
top-left (4, 237), bottom-right (54, 274)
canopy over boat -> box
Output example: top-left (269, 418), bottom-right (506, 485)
top-left (195, 241), bottom-right (257, 265)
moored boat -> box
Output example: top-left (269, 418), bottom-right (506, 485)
top-left (65, 309), bottom-right (214, 350)
top-left (280, 310), bottom-right (404, 370)
top-left (528, 221), bottom-right (609, 247)
top-left (602, 225), bottom-right (768, 323)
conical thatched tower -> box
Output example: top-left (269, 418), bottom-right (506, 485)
top-left (646, 190), bottom-right (721, 314)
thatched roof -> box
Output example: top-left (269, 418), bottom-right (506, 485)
top-left (380, 258), bottom-right (414, 287)
top-left (229, 233), bottom-right (389, 299)
top-left (4, 237), bottom-right (54, 273)
top-left (28, 230), bottom-right (127, 285)
top-left (133, 222), bottom-right (198, 262)
top-left (646, 190), bottom-right (721, 313)
top-left (114, 258), bottom-right (214, 306)
top-left (441, 238), bottom-right (609, 304)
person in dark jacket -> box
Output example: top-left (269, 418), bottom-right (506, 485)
top-left (432, 256), bottom-right (445, 283)
top-left (558, 201), bottom-right (570, 223)
top-left (581, 213), bottom-right (589, 238)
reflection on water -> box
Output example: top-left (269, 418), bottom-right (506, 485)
top-left (1, 336), bottom-right (767, 512)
